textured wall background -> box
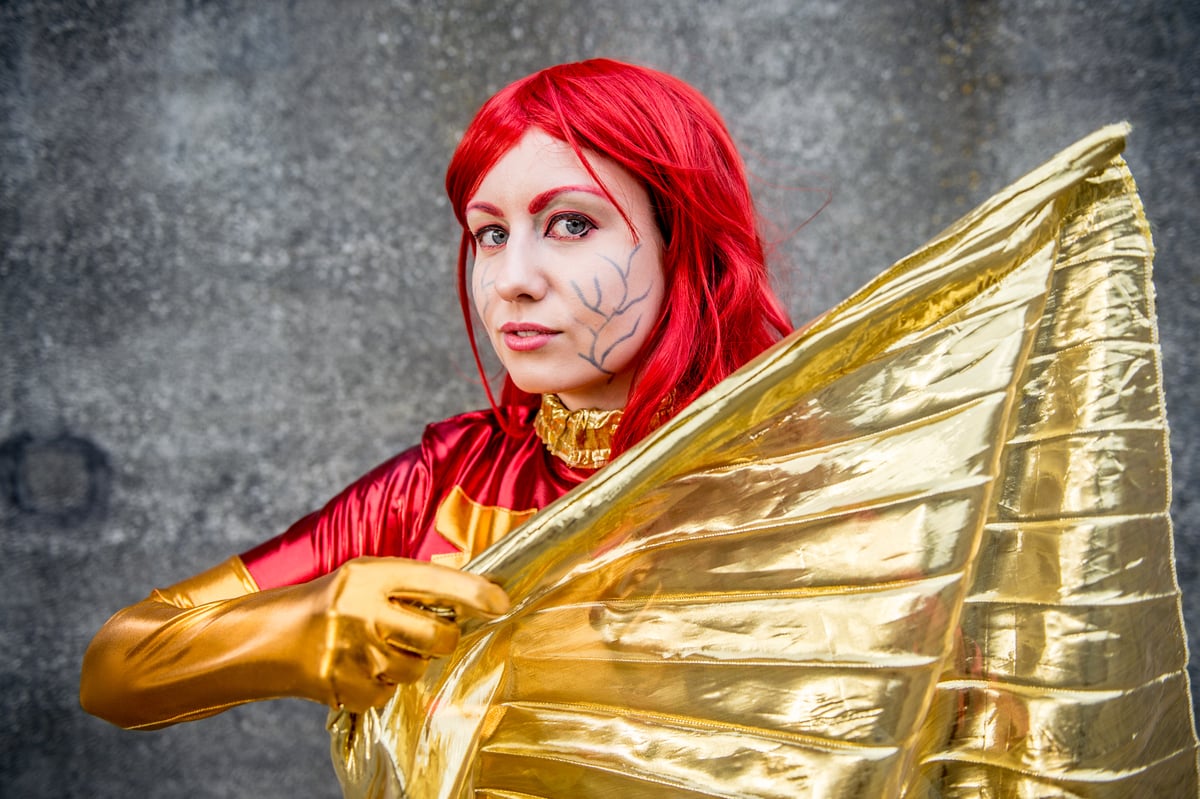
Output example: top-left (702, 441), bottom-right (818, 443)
top-left (1, 1), bottom-right (1196, 796)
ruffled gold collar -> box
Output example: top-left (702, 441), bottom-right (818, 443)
top-left (533, 394), bottom-right (622, 470)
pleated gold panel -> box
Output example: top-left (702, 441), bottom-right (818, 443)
top-left (330, 126), bottom-right (1199, 797)
top-left (909, 159), bottom-right (1195, 796)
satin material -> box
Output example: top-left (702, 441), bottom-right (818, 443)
top-left (241, 407), bottom-right (597, 589)
top-left (81, 556), bottom-right (341, 729)
top-left (330, 125), bottom-right (1199, 797)
top-left (152, 555), bottom-right (262, 607)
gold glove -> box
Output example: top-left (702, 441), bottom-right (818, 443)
top-left (80, 555), bottom-right (510, 730)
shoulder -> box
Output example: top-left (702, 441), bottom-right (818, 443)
top-left (347, 406), bottom-right (541, 490)
top-left (420, 406), bottom-right (540, 451)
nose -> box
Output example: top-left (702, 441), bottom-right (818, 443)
top-left (491, 236), bottom-right (548, 302)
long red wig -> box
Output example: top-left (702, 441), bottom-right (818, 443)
top-left (445, 59), bottom-right (793, 457)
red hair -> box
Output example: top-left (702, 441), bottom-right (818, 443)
top-left (446, 59), bottom-right (793, 456)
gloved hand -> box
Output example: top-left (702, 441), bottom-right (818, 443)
top-left (80, 555), bottom-right (510, 729)
top-left (302, 556), bottom-right (510, 709)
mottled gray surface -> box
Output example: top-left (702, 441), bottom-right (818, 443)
top-left (1, 1), bottom-right (1196, 796)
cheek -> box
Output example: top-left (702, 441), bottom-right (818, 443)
top-left (635, 249), bottom-right (667, 319)
top-left (470, 260), bottom-right (494, 319)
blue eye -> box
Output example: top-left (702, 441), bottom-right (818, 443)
top-left (548, 214), bottom-right (594, 239)
top-left (474, 227), bottom-right (508, 248)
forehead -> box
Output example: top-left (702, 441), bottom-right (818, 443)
top-left (468, 129), bottom-right (636, 207)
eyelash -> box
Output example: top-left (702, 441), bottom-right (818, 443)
top-left (471, 213), bottom-right (597, 250)
top-left (546, 213), bottom-right (596, 239)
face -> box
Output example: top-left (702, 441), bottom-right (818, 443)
top-left (466, 130), bottom-right (665, 410)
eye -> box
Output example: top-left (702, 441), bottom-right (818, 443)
top-left (473, 226), bottom-right (508, 249)
top-left (547, 213), bottom-right (595, 239)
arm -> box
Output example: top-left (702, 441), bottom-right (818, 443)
top-left (80, 554), bottom-right (509, 730)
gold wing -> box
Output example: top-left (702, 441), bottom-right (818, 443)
top-left (331, 125), bottom-right (1199, 798)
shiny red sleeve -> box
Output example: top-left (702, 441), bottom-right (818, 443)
top-left (239, 444), bottom-right (432, 590)
top-left (239, 408), bottom-right (579, 591)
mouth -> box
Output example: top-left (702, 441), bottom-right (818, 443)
top-left (499, 322), bottom-right (559, 352)
top-left (501, 322), bottom-right (557, 333)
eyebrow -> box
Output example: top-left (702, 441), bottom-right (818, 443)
top-left (528, 185), bottom-right (605, 215)
top-left (465, 200), bottom-right (503, 217)
top-left (465, 185), bottom-right (609, 219)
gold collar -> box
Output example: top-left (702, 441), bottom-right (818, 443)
top-left (533, 394), bottom-right (622, 469)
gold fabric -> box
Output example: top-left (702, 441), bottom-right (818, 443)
top-left (432, 486), bottom-right (539, 570)
top-left (330, 125), bottom-right (1199, 797)
top-left (150, 555), bottom-right (261, 608)
top-left (532, 393), bottom-right (621, 469)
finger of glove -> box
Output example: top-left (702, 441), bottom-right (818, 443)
top-left (383, 563), bottom-right (511, 620)
top-left (333, 648), bottom-right (427, 711)
top-left (366, 639), bottom-right (429, 686)
top-left (376, 602), bottom-right (461, 658)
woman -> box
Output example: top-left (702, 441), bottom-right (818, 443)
top-left (79, 58), bottom-right (793, 728)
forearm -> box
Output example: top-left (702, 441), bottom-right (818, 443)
top-left (79, 555), bottom-right (508, 730)
top-left (81, 587), bottom-right (325, 729)
top-left (79, 557), bottom-right (326, 730)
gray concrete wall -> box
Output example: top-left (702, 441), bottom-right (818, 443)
top-left (2, 1), bottom-right (1196, 796)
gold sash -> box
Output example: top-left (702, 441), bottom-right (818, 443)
top-left (331, 124), bottom-right (1198, 797)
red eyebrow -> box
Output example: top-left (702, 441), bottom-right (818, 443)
top-left (465, 200), bottom-right (503, 217)
top-left (528, 185), bottom-right (605, 215)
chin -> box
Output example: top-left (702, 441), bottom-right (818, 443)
top-left (507, 377), bottom-right (567, 400)
top-left (505, 367), bottom-right (630, 410)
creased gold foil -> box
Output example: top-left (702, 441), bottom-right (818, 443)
top-left (331, 125), bottom-right (1199, 797)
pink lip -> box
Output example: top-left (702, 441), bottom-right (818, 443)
top-left (500, 322), bottom-right (559, 352)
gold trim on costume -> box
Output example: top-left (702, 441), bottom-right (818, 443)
top-left (151, 555), bottom-right (261, 608)
top-left (532, 393), bottom-right (621, 469)
top-left (432, 485), bottom-right (538, 569)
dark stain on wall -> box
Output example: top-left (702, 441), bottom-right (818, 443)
top-left (0, 433), bottom-right (111, 524)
